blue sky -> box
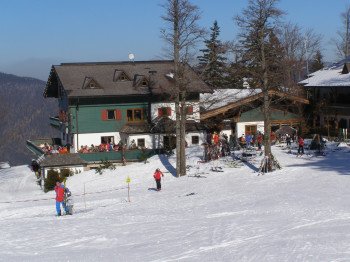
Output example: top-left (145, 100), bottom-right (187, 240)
top-left (0, 0), bottom-right (348, 80)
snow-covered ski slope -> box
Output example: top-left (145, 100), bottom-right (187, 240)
top-left (1, 143), bottom-right (350, 262)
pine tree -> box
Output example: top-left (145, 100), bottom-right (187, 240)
top-left (310, 50), bottom-right (324, 73)
top-left (198, 21), bottom-right (227, 88)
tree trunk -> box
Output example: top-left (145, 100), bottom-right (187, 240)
top-left (180, 91), bottom-right (187, 176)
top-left (175, 98), bottom-right (181, 177)
top-left (260, 28), bottom-right (272, 160)
top-left (173, 0), bottom-right (182, 177)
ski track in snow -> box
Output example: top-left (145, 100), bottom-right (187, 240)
top-left (1, 143), bottom-right (350, 261)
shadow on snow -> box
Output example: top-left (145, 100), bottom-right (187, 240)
top-left (282, 148), bottom-right (350, 176)
top-left (158, 154), bottom-right (177, 177)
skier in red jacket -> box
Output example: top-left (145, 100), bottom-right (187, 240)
top-left (153, 168), bottom-right (164, 191)
top-left (298, 136), bottom-right (305, 155)
top-left (54, 181), bottom-right (68, 216)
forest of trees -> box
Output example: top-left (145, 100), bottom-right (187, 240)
top-left (160, 0), bottom-right (328, 173)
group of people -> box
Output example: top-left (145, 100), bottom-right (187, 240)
top-left (78, 140), bottom-right (145, 154)
top-left (238, 132), bottom-right (264, 150)
top-left (78, 141), bottom-right (126, 153)
top-left (202, 132), bottom-right (231, 162)
top-left (40, 143), bottom-right (69, 154)
top-left (40, 143), bottom-right (70, 155)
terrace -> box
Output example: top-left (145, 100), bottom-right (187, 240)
top-left (26, 138), bottom-right (156, 165)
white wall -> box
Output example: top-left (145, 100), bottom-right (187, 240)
top-left (72, 130), bottom-right (206, 151)
top-left (127, 134), bottom-right (154, 149)
top-left (73, 132), bottom-right (122, 152)
top-left (151, 102), bottom-right (200, 122)
top-left (126, 131), bottom-right (205, 149)
top-left (236, 121), bottom-right (264, 137)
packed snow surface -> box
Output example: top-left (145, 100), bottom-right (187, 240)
top-left (1, 143), bottom-right (350, 261)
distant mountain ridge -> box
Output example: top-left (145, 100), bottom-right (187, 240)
top-left (0, 72), bottom-right (57, 165)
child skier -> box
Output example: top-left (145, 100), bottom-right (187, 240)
top-left (64, 187), bottom-right (74, 215)
top-left (297, 136), bottom-right (305, 156)
top-left (153, 168), bottom-right (164, 191)
top-left (54, 181), bottom-right (68, 216)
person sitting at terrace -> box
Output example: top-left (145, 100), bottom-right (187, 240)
top-left (98, 144), bottom-right (105, 152)
top-left (78, 145), bottom-right (84, 153)
top-left (82, 146), bottom-right (89, 153)
top-left (129, 139), bottom-right (137, 150)
top-left (58, 146), bottom-right (68, 154)
top-left (51, 146), bottom-right (59, 154)
top-left (113, 144), bottom-right (120, 151)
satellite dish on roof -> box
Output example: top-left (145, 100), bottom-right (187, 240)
top-left (128, 53), bottom-right (135, 61)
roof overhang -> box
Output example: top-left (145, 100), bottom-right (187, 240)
top-left (200, 90), bottom-right (309, 120)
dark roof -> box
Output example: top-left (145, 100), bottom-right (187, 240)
top-left (40, 154), bottom-right (87, 168)
top-left (45, 60), bottom-right (211, 98)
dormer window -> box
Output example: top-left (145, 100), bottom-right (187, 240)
top-left (133, 74), bottom-right (149, 88)
top-left (119, 73), bottom-right (129, 81)
top-left (83, 77), bottom-right (100, 89)
top-left (113, 70), bottom-right (130, 82)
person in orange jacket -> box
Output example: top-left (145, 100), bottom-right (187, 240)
top-left (54, 181), bottom-right (68, 216)
top-left (153, 168), bottom-right (164, 191)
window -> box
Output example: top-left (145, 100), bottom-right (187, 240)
top-left (127, 108), bottom-right (144, 122)
top-left (101, 109), bottom-right (122, 121)
top-left (119, 74), bottom-right (128, 81)
top-left (186, 106), bottom-right (193, 115)
top-left (158, 107), bottom-right (171, 117)
top-left (107, 110), bottom-right (116, 120)
top-left (101, 136), bottom-right (114, 144)
top-left (137, 138), bottom-right (145, 148)
top-left (191, 136), bottom-right (199, 145)
top-left (163, 135), bottom-right (176, 149)
top-left (113, 70), bottom-right (130, 82)
top-left (245, 125), bottom-right (257, 135)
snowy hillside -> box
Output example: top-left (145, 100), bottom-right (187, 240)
top-left (1, 144), bottom-right (350, 261)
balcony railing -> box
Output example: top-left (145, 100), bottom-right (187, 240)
top-left (27, 138), bottom-right (156, 163)
top-left (78, 149), bottom-right (155, 163)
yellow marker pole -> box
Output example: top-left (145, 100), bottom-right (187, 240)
top-left (126, 176), bottom-right (131, 202)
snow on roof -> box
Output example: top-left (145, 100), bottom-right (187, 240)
top-left (299, 57), bottom-right (350, 87)
top-left (200, 88), bottom-right (261, 110)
